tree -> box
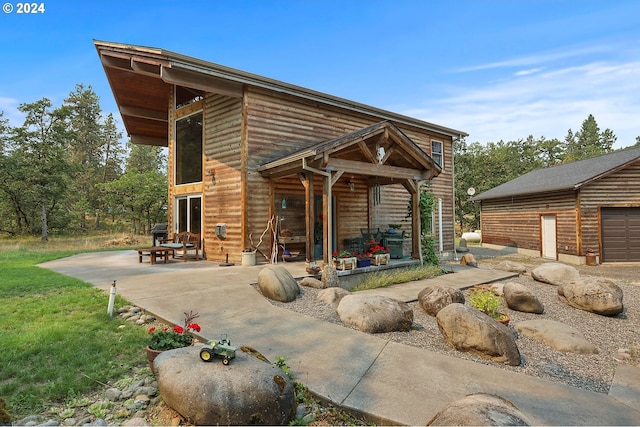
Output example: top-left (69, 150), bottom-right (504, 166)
top-left (126, 141), bottom-right (167, 173)
top-left (10, 99), bottom-right (72, 241)
top-left (564, 115), bottom-right (615, 162)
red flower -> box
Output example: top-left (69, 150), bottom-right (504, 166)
top-left (173, 325), bottom-right (184, 334)
top-left (333, 251), bottom-right (337, 257)
top-left (147, 327), bottom-right (156, 334)
top-left (188, 323), bottom-right (201, 332)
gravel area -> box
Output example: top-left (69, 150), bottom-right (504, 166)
top-left (263, 253), bottom-right (640, 395)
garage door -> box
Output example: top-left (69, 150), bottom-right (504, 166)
top-left (601, 207), bottom-right (640, 262)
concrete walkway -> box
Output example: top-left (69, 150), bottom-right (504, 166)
top-left (40, 251), bottom-right (640, 426)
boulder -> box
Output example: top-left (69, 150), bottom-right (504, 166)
top-left (418, 285), bottom-right (465, 316)
top-left (321, 264), bottom-right (339, 288)
top-left (460, 253), bottom-right (477, 267)
top-left (336, 294), bottom-right (413, 333)
top-left (317, 287), bottom-right (350, 306)
top-left (503, 282), bottom-right (544, 314)
top-left (257, 265), bottom-right (300, 302)
top-left (155, 346), bottom-right (295, 425)
top-left (495, 260), bottom-right (527, 274)
top-left (436, 303), bottom-right (521, 366)
top-left (299, 277), bottom-right (326, 289)
top-left (456, 238), bottom-right (469, 253)
top-left (515, 319), bottom-right (598, 354)
top-left (531, 262), bottom-right (579, 285)
top-left (558, 276), bottom-right (624, 316)
top-left (428, 393), bottom-right (531, 426)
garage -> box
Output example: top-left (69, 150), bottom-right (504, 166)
top-left (601, 207), bottom-right (640, 262)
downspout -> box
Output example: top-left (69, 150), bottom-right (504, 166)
top-left (302, 158), bottom-right (332, 264)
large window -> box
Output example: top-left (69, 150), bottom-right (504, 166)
top-left (431, 140), bottom-right (443, 167)
top-left (175, 112), bottom-right (203, 185)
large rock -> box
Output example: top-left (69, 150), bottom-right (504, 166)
top-left (503, 282), bottom-right (544, 313)
top-left (515, 319), bottom-right (598, 354)
top-left (418, 285), bottom-right (465, 317)
top-left (531, 262), bottom-right (579, 285)
top-left (336, 294), bottom-right (413, 333)
top-left (299, 277), bottom-right (326, 289)
top-left (258, 265), bottom-right (300, 302)
top-left (321, 264), bottom-right (339, 288)
top-left (317, 287), bottom-right (350, 306)
top-left (558, 276), bottom-right (624, 316)
top-left (495, 260), bottom-right (527, 274)
top-left (428, 393), bottom-right (531, 426)
top-left (155, 346), bottom-right (295, 425)
top-left (436, 303), bottom-right (521, 366)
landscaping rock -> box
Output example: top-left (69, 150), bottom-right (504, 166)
top-left (436, 303), bottom-right (521, 366)
top-left (336, 294), bottom-right (413, 333)
top-left (299, 277), bottom-right (326, 289)
top-left (428, 393), bottom-right (531, 426)
top-left (495, 260), bottom-right (527, 274)
top-left (155, 346), bottom-right (295, 425)
top-left (317, 287), bottom-right (350, 306)
top-left (503, 282), bottom-right (544, 313)
top-left (257, 265), bottom-right (300, 302)
top-left (515, 319), bottom-right (598, 354)
top-left (531, 262), bottom-right (579, 285)
top-left (558, 276), bottom-right (624, 316)
top-left (418, 285), bottom-right (465, 316)
top-left (321, 264), bottom-right (339, 288)
top-left (460, 253), bottom-right (477, 267)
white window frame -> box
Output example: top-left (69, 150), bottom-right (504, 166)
top-left (431, 139), bottom-right (443, 168)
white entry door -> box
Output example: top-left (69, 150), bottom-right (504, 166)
top-left (541, 215), bottom-right (557, 260)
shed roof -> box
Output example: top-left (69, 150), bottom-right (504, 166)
top-left (472, 146), bottom-right (640, 201)
top-left (94, 40), bottom-right (468, 146)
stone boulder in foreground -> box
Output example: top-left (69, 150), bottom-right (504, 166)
top-left (155, 346), bottom-right (295, 425)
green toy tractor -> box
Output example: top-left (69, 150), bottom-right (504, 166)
top-left (199, 334), bottom-right (237, 365)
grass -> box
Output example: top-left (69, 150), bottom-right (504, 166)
top-left (0, 235), bottom-right (149, 419)
top-left (350, 264), bottom-right (444, 292)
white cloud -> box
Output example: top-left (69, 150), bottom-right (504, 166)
top-left (405, 60), bottom-right (640, 148)
top-left (0, 97), bottom-right (23, 125)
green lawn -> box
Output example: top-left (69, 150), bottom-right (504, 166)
top-left (0, 244), bottom-right (149, 419)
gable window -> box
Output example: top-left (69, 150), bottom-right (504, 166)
top-left (175, 112), bottom-right (203, 185)
top-left (431, 140), bottom-right (443, 167)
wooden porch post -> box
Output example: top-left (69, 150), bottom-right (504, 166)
top-left (300, 172), bottom-right (315, 261)
top-left (323, 173), bottom-right (332, 264)
top-left (403, 179), bottom-right (421, 259)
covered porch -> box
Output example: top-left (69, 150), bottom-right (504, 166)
top-left (257, 121), bottom-right (441, 264)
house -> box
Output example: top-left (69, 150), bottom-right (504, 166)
top-left (95, 40), bottom-right (467, 264)
top-left (472, 147), bottom-right (640, 264)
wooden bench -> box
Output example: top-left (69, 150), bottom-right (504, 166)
top-left (137, 246), bottom-right (174, 265)
top-left (160, 232), bottom-right (201, 262)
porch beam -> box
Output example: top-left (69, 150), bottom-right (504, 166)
top-left (357, 140), bottom-right (377, 164)
top-left (324, 158), bottom-right (431, 181)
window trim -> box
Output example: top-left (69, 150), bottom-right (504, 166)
top-left (431, 139), bottom-right (443, 168)
top-left (174, 109), bottom-right (203, 187)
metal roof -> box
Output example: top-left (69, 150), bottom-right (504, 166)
top-left (472, 146), bottom-right (640, 201)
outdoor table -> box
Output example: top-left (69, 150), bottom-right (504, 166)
top-left (137, 246), bottom-right (174, 265)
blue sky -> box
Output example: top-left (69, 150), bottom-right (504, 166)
top-left (1, 0), bottom-right (639, 148)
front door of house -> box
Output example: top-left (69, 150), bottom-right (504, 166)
top-left (541, 215), bottom-right (557, 260)
top-left (176, 195), bottom-right (201, 234)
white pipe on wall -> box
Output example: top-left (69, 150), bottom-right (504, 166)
top-left (438, 198), bottom-right (443, 253)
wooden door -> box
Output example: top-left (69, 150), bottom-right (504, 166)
top-left (541, 215), bottom-right (557, 260)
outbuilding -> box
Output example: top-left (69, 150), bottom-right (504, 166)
top-left (95, 40), bottom-right (467, 264)
top-left (472, 147), bottom-right (640, 264)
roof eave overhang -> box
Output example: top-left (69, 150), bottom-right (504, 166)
top-left (94, 40), bottom-right (468, 140)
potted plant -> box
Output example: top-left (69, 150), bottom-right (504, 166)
top-left (468, 286), bottom-right (509, 325)
top-left (388, 224), bottom-right (402, 234)
top-left (306, 261), bottom-right (321, 275)
top-left (370, 244), bottom-right (390, 265)
top-left (242, 247), bottom-right (256, 266)
top-left (333, 250), bottom-right (357, 270)
top-left (357, 252), bottom-right (372, 268)
top-left (146, 311), bottom-right (201, 372)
